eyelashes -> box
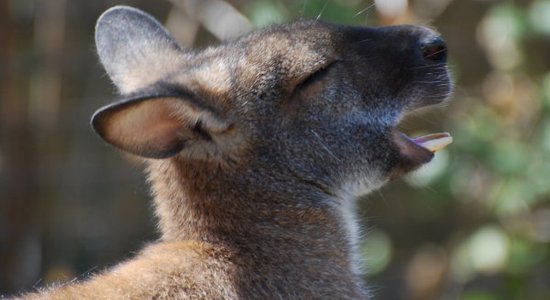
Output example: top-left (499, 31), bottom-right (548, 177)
top-left (293, 61), bottom-right (337, 94)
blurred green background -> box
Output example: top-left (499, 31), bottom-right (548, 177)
top-left (1, 0), bottom-right (549, 299)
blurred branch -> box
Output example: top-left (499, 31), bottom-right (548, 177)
top-left (412, 0), bottom-right (454, 22)
top-left (0, 0), bottom-right (40, 291)
top-left (165, 7), bottom-right (200, 47)
top-left (30, 0), bottom-right (66, 131)
top-left (168, 0), bottom-right (252, 41)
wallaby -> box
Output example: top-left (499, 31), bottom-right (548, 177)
top-left (18, 5), bottom-right (452, 299)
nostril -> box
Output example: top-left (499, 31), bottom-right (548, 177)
top-left (420, 36), bottom-right (447, 62)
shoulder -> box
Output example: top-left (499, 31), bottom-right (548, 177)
top-left (27, 241), bottom-right (237, 299)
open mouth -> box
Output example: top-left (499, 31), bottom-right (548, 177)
top-left (390, 130), bottom-right (453, 179)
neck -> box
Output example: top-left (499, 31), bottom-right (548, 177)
top-left (146, 158), bottom-right (363, 276)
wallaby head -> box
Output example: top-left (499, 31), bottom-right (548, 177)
top-left (86, 5), bottom-right (452, 298)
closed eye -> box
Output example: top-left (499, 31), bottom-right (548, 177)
top-left (293, 61), bottom-right (337, 94)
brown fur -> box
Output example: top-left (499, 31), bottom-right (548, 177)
top-left (15, 5), bottom-right (452, 299)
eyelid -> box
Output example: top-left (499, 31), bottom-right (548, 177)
top-left (293, 60), bottom-right (337, 93)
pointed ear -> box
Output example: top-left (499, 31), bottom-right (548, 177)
top-left (95, 6), bottom-right (185, 94)
top-left (91, 93), bottom-right (232, 159)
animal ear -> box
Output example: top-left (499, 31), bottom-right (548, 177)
top-left (95, 6), bottom-right (185, 94)
top-left (91, 94), bottom-right (232, 159)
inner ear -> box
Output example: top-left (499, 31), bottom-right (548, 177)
top-left (92, 97), bottom-right (230, 159)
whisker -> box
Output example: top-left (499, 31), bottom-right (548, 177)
top-left (32, 278), bottom-right (44, 290)
top-left (316, 0), bottom-right (331, 21)
top-left (410, 63), bottom-right (447, 70)
top-left (354, 38), bottom-right (372, 44)
top-left (72, 265), bottom-right (99, 283)
top-left (424, 48), bottom-right (447, 59)
top-left (353, 2), bottom-right (376, 19)
top-left (410, 80), bottom-right (442, 84)
top-left (376, 189), bottom-right (390, 208)
top-left (301, 0), bottom-right (308, 17)
top-left (310, 129), bottom-right (340, 161)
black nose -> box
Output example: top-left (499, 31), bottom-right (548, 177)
top-left (420, 36), bottom-right (447, 62)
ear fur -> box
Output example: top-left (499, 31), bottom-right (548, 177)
top-left (92, 92), bottom-right (231, 159)
top-left (95, 6), bottom-right (186, 94)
